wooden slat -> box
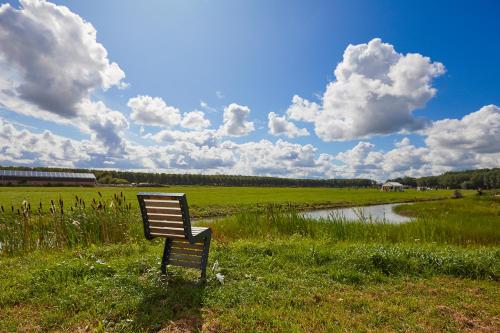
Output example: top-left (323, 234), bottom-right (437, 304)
top-left (171, 241), bottom-right (204, 250)
top-left (170, 253), bottom-right (202, 262)
top-left (150, 226), bottom-right (184, 234)
top-left (170, 247), bottom-right (203, 256)
top-left (147, 214), bottom-right (184, 222)
top-left (145, 207), bottom-right (181, 214)
top-left (169, 259), bottom-right (201, 269)
top-left (144, 201), bottom-right (181, 208)
top-left (149, 221), bottom-right (184, 228)
top-left (143, 195), bottom-right (182, 201)
top-left (150, 232), bottom-right (185, 238)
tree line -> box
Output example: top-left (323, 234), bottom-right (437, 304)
top-left (388, 168), bottom-right (500, 189)
top-left (0, 165), bottom-right (376, 187)
top-left (2, 165), bottom-right (498, 189)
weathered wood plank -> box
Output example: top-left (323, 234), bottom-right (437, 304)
top-left (170, 247), bottom-right (203, 256)
top-left (147, 214), bottom-right (184, 222)
top-left (171, 241), bottom-right (204, 250)
top-left (149, 221), bottom-right (184, 228)
top-left (169, 259), bottom-right (201, 269)
top-left (143, 195), bottom-right (182, 201)
top-left (170, 253), bottom-right (202, 262)
top-left (144, 201), bottom-right (181, 208)
top-left (150, 226), bottom-right (184, 234)
top-left (150, 232), bottom-right (185, 238)
top-left (145, 207), bottom-right (181, 214)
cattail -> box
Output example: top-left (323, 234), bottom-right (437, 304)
top-left (1, 206), bottom-right (4, 213)
top-left (98, 191), bottom-right (102, 197)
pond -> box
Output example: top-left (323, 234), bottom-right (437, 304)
top-left (302, 203), bottom-right (412, 224)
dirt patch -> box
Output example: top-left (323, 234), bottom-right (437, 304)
top-left (436, 305), bottom-right (498, 332)
top-left (158, 317), bottom-right (201, 333)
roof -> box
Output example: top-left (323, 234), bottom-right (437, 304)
top-left (382, 181), bottom-right (404, 187)
top-left (0, 170), bottom-right (96, 180)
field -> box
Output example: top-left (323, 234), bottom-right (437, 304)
top-left (0, 186), bottom-right (465, 217)
top-left (0, 187), bottom-right (499, 332)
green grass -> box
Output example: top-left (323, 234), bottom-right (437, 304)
top-left (0, 240), bottom-right (498, 332)
top-left (0, 189), bottom-right (498, 332)
top-left (205, 195), bottom-right (500, 246)
top-left (0, 186), bottom-right (466, 217)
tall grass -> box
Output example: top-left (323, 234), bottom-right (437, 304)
top-left (206, 196), bottom-right (500, 246)
top-left (0, 192), bottom-right (139, 255)
top-left (1, 193), bottom-right (497, 256)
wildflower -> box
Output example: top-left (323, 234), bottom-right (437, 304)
top-left (215, 273), bottom-right (225, 284)
top-left (72, 220), bottom-right (80, 227)
top-left (212, 260), bottom-right (219, 272)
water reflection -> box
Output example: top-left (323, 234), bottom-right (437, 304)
top-left (302, 203), bottom-right (412, 224)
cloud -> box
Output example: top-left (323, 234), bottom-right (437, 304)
top-left (181, 110), bottom-right (211, 130)
top-left (286, 95), bottom-right (320, 122)
top-left (0, 0), bottom-right (126, 119)
top-left (79, 99), bottom-right (129, 156)
top-left (232, 139), bottom-right (322, 177)
top-left (424, 105), bottom-right (500, 154)
top-left (218, 103), bottom-right (254, 136)
top-left (268, 112), bottom-right (309, 138)
top-left (290, 38), bottom-right (445, 141)
top-left (0, 117), bottom-right (91, 167)
top-left (332, 105), bottom-right (500, 181)
top-left (0, 0), bottom-right (129, 155)
top-left (146, 129), bottom-right (218, 147)
top-left (200, 100), bottom-right (217, 113)
top-left (128, 95), bottom-right (181, 127)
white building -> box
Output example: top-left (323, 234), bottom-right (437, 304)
top-left (381, 181), bottom-right (404, 192)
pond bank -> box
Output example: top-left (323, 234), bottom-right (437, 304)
top-left (192, 196), bottom-right (447, 220)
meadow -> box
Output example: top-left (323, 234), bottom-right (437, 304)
top-left (0, 186), bottom-right (464, 217)
top-left (0, 187), bottom-right (498, 332)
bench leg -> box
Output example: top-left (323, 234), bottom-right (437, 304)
top-left (200, 233), bottom-right (211, 281)
top-left (161, 238), bottom-right (172, 275)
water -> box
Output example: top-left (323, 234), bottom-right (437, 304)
top-left (302, 203), bottom-right (412, 224)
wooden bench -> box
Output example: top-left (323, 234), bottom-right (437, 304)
top-left (137, 192), bottom-right (211, 280)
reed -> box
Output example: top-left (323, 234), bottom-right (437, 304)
top-left (205, 195), bottom-right (500, 246)
top-left (0, 192), bottom-right (138, 255)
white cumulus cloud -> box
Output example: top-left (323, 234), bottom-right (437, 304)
top-left (181, 110), bottom-right (211, 130)
top-left (0, 0), bottom-right (126, 119)
top-left (286, 95), bottom-right (320, 122)
top-left (0, 0), bottom-right (129, 155)
top-left (289, 38), bottom-right (445, 141)
top-left (219, 103), bottom-right (254, 136)
top-left (268, 112), bottom-right (309, 138)
top-left (128, 95), bottom-right (181, 128)
top-left (424, 105), bottom-right (500, 154)
top-left (0, 117), bottom-right (91, 167)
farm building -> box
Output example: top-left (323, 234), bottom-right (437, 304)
top-left (0, 170), bottom-right (96, 186)
top-left (381, 181), bottom-right (404, 192)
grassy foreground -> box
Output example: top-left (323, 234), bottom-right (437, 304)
top-left (0, 186), bottom-right (465, 217)
top-left (0, 190), bottom-right (498, 332)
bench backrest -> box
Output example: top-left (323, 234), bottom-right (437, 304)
top-left (137, 192), bottom-right (192, 240)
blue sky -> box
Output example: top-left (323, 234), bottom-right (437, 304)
top-left (0, 0), bottom-right (499, 180)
